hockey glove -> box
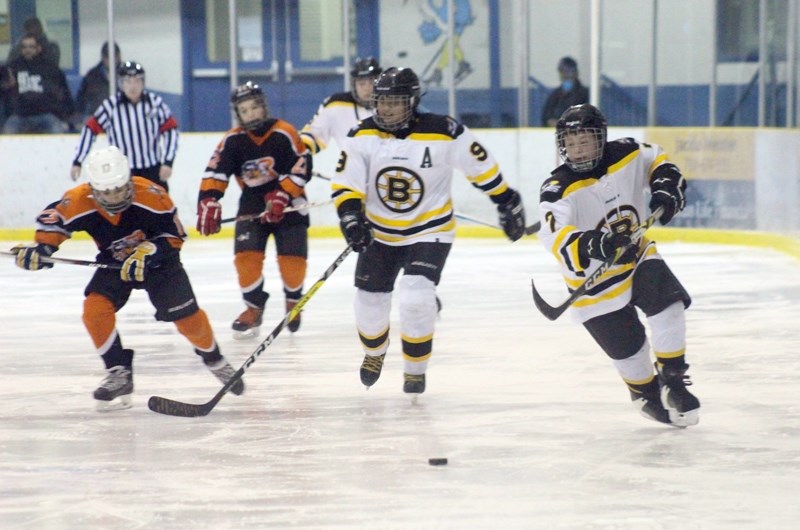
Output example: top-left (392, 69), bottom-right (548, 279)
top-left (649, 164), bottom-right (686, 225)
top-left (260, 189), bottom-right (290, 224)
top-left (197, 198), bottom-right (222, 236)
top-left (497, 189), bottom-right (526, 241)
top-left (339, 210), bottom-right (373, 253)
top-left (121, 241), bottom-right (158, 282)
top-left (577, 230), bottom-right (637, 265)
top-left (11, 243), bottom-right (57, 271)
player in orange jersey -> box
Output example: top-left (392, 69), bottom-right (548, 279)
top-left (197, 81), bottom-right (313, 338)
top-left (11, 146), bottom-right (243, 411)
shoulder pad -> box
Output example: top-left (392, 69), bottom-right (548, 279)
top-left (323, 92), bottom-right (356, 106)
top-left (413, 113), bottom-right (463, 138)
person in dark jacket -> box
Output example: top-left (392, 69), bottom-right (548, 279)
top-left (540, 56), bottom-right (589, 127)
top-left (2, 34), bottom-right (73, 134)
top-left (6, 16), bottom-right (60, 67)
top-left (75, 41), bottom-right (121, 122)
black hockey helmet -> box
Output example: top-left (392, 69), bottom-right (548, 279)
top-left (371, 67), bottom-right (421, 131)
top-left (351, 56), bottom-right (382, 107)
top-left (351, 56), bottom-right (382, 78)
top-left (118, 60), bottom-right (145, 78)
top-left (555, 104), bottom-right (608, 172)
top-left (230, 81), bottom-right (269, 130)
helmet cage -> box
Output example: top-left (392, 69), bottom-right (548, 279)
top-left (371, 94), bottom-right (416, 131)
top-left (231, 82), bottom-right (269, 130)
top-left (557, 127), bottom-right (606, 172)
top-left (370, 67), bottom-right (421, 131)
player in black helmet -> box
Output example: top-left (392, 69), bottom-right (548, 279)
top-left (332, 66), bottom-right (526, 397)
top-left (300, 56), bottom-right (383, 155)
top-left (197, 81), bottom-right (312, 337)
top-left (538, 103), bottom-right (700, 427)
top-left (71, 60), bottom-right (179, 190)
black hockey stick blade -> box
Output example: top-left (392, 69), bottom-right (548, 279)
top-left (147, 245), bottom-right (353, 417)
top-left (524, 221), bottom-right (541, 236)
top-left (531, 208), bottom-right (663, 321)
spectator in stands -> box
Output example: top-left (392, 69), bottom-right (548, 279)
top-left (540, 56), bottom-right (589, 127)
top-left (75, 41), bottom-right (121, 123)
top-left (2, 34), bottom-right (74, 134)
top-left (7, 16), bottom-right (60, 67)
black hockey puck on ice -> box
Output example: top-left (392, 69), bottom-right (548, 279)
top-left (428, 458), bottom-right (448, 466)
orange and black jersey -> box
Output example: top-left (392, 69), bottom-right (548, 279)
top-left (198, 118), bottom-right (312, 217)
top-left (33, 177), bottom-right (186, 264)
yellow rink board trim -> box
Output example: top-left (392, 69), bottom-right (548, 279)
top-left (1, 226), bottom-right (799, 261)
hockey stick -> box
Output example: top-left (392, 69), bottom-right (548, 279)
top-left (147, 244), bottom-right (354, 417)
top-left (454, 212), bottom-right (541, 236)
top-left (531, 207), bottom-right (663, 321)
top-left (220, 200), bottom-right (333, 224)
top-left (1, 249), bottom-right (121, 269)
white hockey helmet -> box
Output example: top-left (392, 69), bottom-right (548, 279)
top-left (84, 146), bottom-right (133, 214)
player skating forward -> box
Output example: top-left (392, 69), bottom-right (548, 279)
top-left (537, 104), bottom-right (700, 427)
top-left (11, 146), bottom-right (243, 411)
top-left (197, 82), bottom-right (312, 338)
top-left (300, 56), bottom-right (382, 155)
top-left (332, 67), bottom-right (526, 395)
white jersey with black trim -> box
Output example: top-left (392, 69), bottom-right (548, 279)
top-left (333, 113), bottom-right (511, 246)
top-left (300, 92), bottom-right (372, 155)
top-left (538, 137), bottom-right (676, 323)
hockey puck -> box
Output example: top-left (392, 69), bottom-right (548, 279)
top-left (428, 458), bottom-right (448, 466)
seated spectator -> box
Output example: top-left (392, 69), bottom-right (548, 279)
top-left (75, 41), bottom-right (121, 122)
top-left (2, 34), bottom-right (74, 134)
top-left (7, 16), bottom-right (60, 67)
top-left (540, 56), bottom-right (590, 127)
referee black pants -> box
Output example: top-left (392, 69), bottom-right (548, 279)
top-left (135, 166), bottom-right (168, 191)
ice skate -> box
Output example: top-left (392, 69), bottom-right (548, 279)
top-left (630, 390), bottom-right (671, 425)
top-left (286, 299), bottom-right (301, 333)
top-left (657, 362), bottom-right (700, 427)
top-left (403, 373), bottom-right (426, 395)
top-left (232, 306), bottom-right (263, 340)
top-left (94, 365), bottom-right (133, 411)
top-left (360, 353), bottom-right (386, 388)
top-left (207, 358), bottom-right (245, 395)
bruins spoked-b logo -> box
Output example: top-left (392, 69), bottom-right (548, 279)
top-left (375, 166), bottom-right (424, 213)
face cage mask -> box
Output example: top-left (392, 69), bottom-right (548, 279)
top-left (557, 128), bottom-right (606, 172)
top-left (371, 95), bottom-right (414, 131)
top-left (92, 183), bottom-right (134, 214)
top-left (352, 77), bottom-right (376, 108)
top-left (235, 98), bottom-right (269, 130)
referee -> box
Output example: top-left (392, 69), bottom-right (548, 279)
top-left (70, 61), bottom-right (179, 191)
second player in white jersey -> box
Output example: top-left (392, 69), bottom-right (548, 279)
top-left (300, 57), bottom-right (382, 155)
top-left (332, 67), bottom-right (526, 397)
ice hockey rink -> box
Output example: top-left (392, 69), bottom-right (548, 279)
top-left (1, 235), bottom-right (799, 530)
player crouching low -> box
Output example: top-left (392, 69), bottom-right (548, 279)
top-left (11, 146), bottom-right (244, 411)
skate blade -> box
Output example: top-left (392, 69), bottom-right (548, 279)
top-left (233, 327), bottom-right (260, 340)
top-left (96, 395), bottom-right (133, 412)
top-left (666, 408), bottom-right (699, 427)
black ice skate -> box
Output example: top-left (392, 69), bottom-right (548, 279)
top-left (94, 365), bottom-right (133, 412)
top-left (360, 353), bottom-right (386, 388)
top-left (207, 358), bottom-right (245, 395)
top-left (286, 299), bottom-right (301, 333)
top-left (403, 373), bottom-right (426, 395)
top-left (630, 390), bottom-right (671, 425)
top-left (657, 362), bottom-right (700, 427)
top-left (232, 306), bottom-right (263, 340)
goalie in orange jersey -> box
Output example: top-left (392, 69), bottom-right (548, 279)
top-left (11, 146), bottom-right (243, 411)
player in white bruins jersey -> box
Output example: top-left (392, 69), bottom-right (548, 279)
top-left (300, 57), bottom-right (382, 155)
top-left (538, 104), bottom-right (700, 427)
top-left (11, 146), bottom-right (243, 411)
top-left (332, 67), bottom-right (526, 395)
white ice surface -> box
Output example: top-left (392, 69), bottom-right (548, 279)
top-left (1, 237), bottom-right (799, 530)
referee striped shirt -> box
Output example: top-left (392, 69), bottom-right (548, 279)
top-left (72, 90), bottom-right (179, 170)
